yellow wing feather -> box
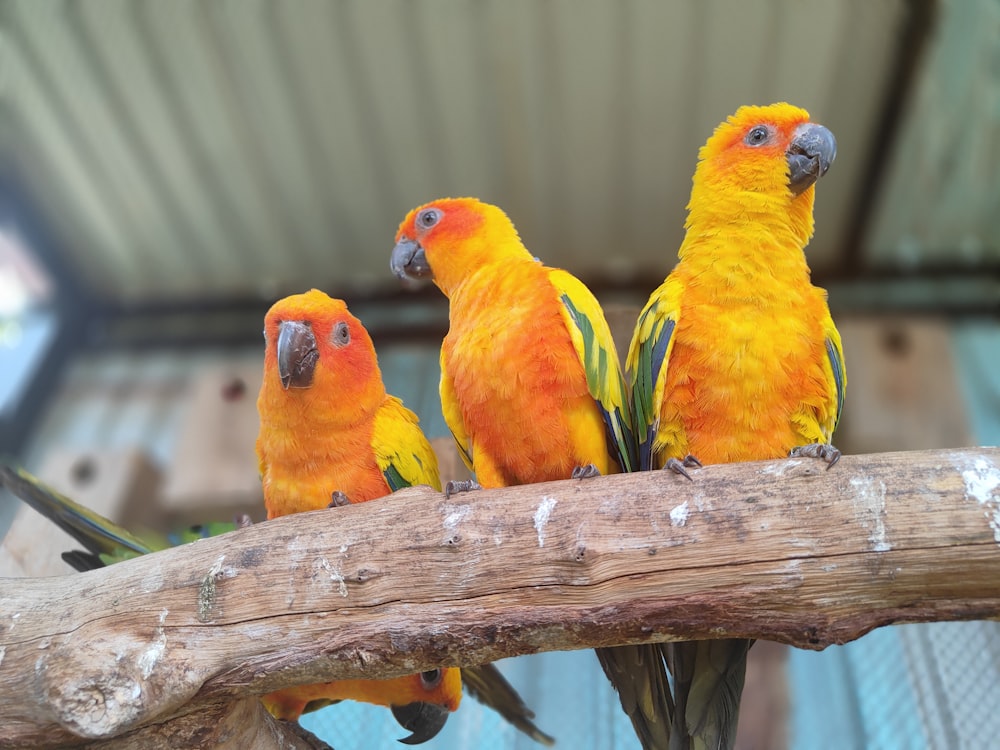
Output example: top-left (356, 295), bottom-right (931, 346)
top-left (372, 396), bottom-right (442, 491)
top-left (549, 268), bottom-right (637, 473)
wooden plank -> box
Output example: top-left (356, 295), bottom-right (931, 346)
top-left (160, 362), bottom-right (264, 524)
top-left (835, 316), bottom-right (974, 454)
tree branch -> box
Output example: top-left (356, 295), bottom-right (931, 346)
top-left (2, 447), bottom-right (999, 747)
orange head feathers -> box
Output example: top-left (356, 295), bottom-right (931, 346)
top-left (259, 289), bottom-right (385, 423)
top-left (391, 197), bottom-right (532, 297)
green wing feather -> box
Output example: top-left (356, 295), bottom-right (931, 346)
top-left (626, 280), bottom-right (683, 471)
top-left (550, 269), bottom-right (637, 473)
top-left (824, 329), bottom-right (847, 437)
top-left (0, 463), bottom-right (235, 571)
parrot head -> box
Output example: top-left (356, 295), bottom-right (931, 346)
top-left (260, 289), bottom-right (384, 409)
top-left (263, 666), bottom-right (462, 744)
top-left (693, 102), bottom-right (835, 199)
top-left (391, 197), bottom-right (527, 297)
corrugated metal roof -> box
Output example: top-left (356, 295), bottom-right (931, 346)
top-left (866, 0), bottom-right (1000, 272)
top-left (2, 0), bottom-right (914, 307)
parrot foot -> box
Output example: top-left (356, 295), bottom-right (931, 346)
top-left (664, 454), bottom-right (701, 481)
top-left (329, 491), bottom-right (352, 508)
top-left (571, 463), bottom-right (601, 480)
top-left (444, 479), bottom-right (481, 499)
top-left (234, 513), bottom-right (254, 528)
top-left (789, 442), bottom-right (841, 469)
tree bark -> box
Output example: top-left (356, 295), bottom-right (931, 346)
top-left (2, 447), bottom-right (999, 747)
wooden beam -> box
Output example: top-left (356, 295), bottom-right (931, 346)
top-left (2, 447), bottom-right (999, 747)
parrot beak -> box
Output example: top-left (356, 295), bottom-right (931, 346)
top-left (391, 701), bottom-right (450, 745)
top-left (276, 320), bottom-right (319, 390)
top-left (390, 238), bottom-right (434, 282)
top-left (787, 122), bottom-right (837, 196)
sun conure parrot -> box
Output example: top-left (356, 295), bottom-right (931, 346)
top-left (0, 463), bottom-right (458, 745)
top-left (391, 195), bottom-right (642, 738)
top-left (255, 289), bottom-right (554, 745)
top-left (390, 197), bottom-right (636, 488)
top-left (620, 102), bottom-right (845, 749)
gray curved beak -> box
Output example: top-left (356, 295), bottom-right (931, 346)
top-left (391, 701), bottom-right (450, 745)
top-left (276, 320), bottom-right (318, 389)
top-left (391, 239), bottom-right (434, 282)
top-left (787, 122), bottom-right (837, 196)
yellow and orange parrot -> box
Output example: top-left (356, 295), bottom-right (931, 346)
top-left (391, 195), bottom-right (641, 738)
top-left (622, 103), bottom-right (845, 749)
top-left (256, 289), bottom-right (553, 745)
top-left (391, 198), bottom-right (635, 488)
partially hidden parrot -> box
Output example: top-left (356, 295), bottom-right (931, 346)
top-left (0, 463), bottom-right (460, 745)
top-left (620, 102), bottom-right (845, 749)
top-left (255, 289), bottom-right (554, 745)
top-left (391, 196), bottom-right (642, 738)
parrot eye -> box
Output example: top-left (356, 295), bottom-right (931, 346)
top-left (745, 125), bottom-right (771, 146)
top-left (419, 669), bottom-right (443, 689)
top-left (417, 208), bottom-right (442, 229)
top-left (331, 321), bottom-right (351, 347)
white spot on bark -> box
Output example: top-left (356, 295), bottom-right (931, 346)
top-left (959, 456), bottom-right (1000, 544)
top-left (317, 557), bottom-right (348, 597)
top-left (0, 645), bottom-right (5, 667)
top-left (759, 459), bottom-right (803, 477)
top-left (670, 501), bottom-right (690, 527)
top-left (141, 568), bottom-right (164, 593)
top-left (442, 504), bottom-right (472, 529)
top-left (850, 476), bottom-right (891, 552)
top-left (138, 609), bottom-right (168, 679)
top-left (534, 497), bottom-right (557, 547)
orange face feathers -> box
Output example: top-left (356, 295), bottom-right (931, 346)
top-left (391, 198), bottom-right (530, 296)
top-left (261, 289), bottom-right (383, 409)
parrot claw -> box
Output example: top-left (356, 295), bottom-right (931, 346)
top-left (664, 455), bottom-right (701, 481)
top-left (444, 479), bottom-right (481, 499)
top-left (234, 513), bottom-right (254, 529)
top-left (328, 491), bottom-right (352, 508)
top-left (789, 442), bottom-right (841, 469)
top-left (571, 464), bottom-right (602, 480)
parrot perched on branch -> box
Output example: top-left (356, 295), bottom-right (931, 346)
top-left (255, 289), bottom-right (554, 745)
top-left (391, 195), bottom-right (641, 739)
top-left (618, 102), bottom-right (845, 749)
top-left (390, 197), bottom-right (636, 488)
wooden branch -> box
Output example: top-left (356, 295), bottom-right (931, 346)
top-left (2, 447), bottom-right (1000, 747)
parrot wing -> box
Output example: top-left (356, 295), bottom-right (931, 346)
top-left (372, 396), bottom-right (443, 492)
top-left (669, 639), bottom-right (752, 750)
top-left (550, 268), bottom-right (637, 473)
top-left (626, 278), bottom-right (684, 471)
top-left (824, 324), bottom-right (847, 437)
top-left (461, 664), bottom-right (555, 746)
top-left (0, 463), bottom-right (156, 569)
top-left (596, 644), bottom-right (674, 750)
top-left (439, 350), bottom-right (474, 472)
